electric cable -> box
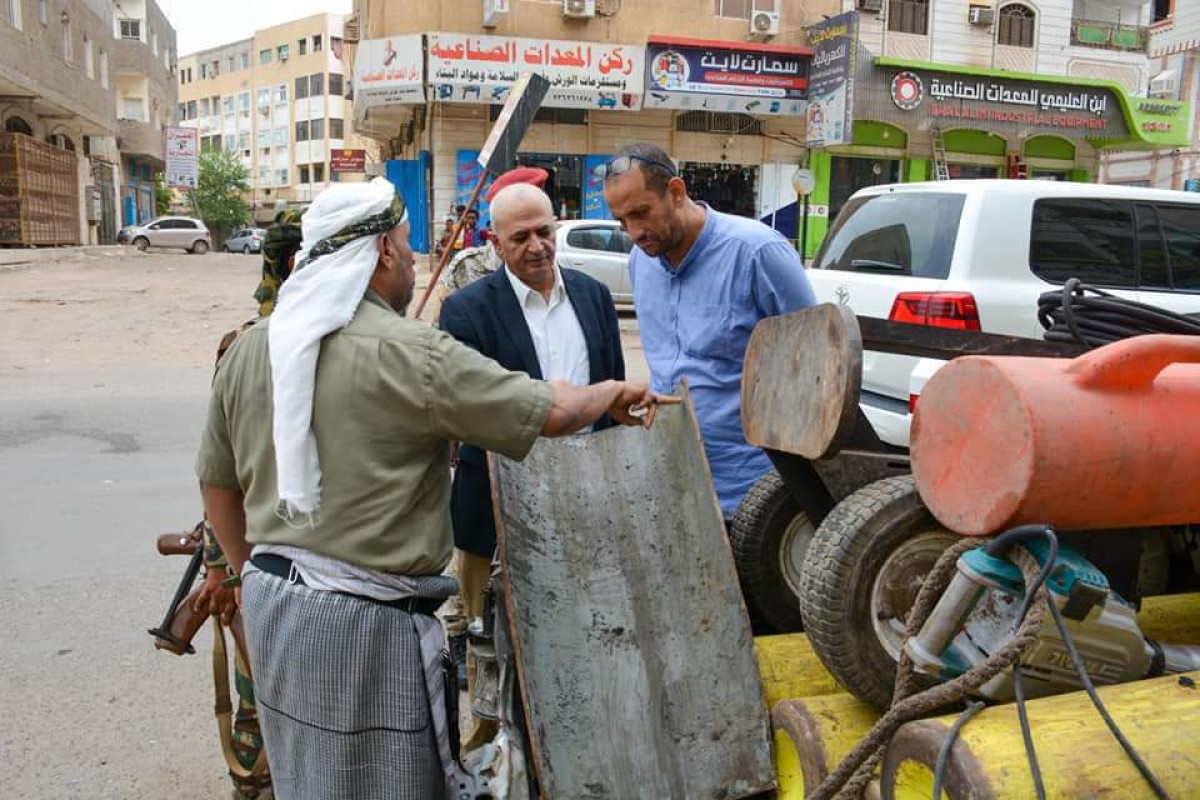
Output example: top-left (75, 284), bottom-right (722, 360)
top-left (1046, 597), bottom-right (1172, 800)
top-left (1037, 278), bottom-right (1200, 348)
top-left (931, 699), bottom-right (986, 800)
top-left (1012, 665), bottom-right (1047, 800)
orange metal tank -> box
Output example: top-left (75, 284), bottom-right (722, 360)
top-left (910, 335), bottom-right (1200, 536)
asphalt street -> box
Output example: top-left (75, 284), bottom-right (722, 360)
top-left (0, 247), bottom-right (647, 798)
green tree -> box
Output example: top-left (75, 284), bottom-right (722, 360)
top-left (152, 172), bottom-right (173, 216)
top-left (194, 147), bottom-right (250, 243)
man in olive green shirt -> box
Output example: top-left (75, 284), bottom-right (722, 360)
top-left (197, 179), bottom-right (665, 800)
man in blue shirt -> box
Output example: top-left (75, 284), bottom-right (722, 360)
top-left (602, 142), bottom-right (816, 519)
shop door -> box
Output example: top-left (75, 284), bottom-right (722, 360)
top-left (91, 161), bottom-right (117, 244)
top-left (516, 153), bottom-right (584, 220)
top-left (829, 157), bottom-right (900, 223)
top-left (679, 163), bottom-right (758, 219)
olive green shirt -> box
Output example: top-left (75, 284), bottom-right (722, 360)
top-left (196, 291), bottom-right (553, 575)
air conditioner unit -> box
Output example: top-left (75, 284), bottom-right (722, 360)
top-left (563, 0), bottom-right (595, 19)
top-left (857, 0), bottom-right (883, 12)
top-left (968, 6), bottom-right (994, 25)
top-left (1149, 71), bottom-right (1179, 99)
top-left (750, 10), bottom-right (780, 36)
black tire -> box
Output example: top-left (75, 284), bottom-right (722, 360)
top-left (133, 237), bottom-right (149, 252)
top-left (222, 245), bottom-right (230, 253)
top-left (729, 470), bottom-right (816, 633)
top-left (243, 245), bottom-right (252, 255)
top-left (799, 475), bottom-right (958, 710)
top-left (191, 240), bottom-right (209, 255)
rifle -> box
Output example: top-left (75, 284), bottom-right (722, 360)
top-left (148, 524), bottom-right (206, 656)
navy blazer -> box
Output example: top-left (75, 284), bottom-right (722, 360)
top-left (438, 266), bottom-right (626, 557)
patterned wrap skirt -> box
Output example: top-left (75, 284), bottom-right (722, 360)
top-left (242, 570), bottom-right (447, 799)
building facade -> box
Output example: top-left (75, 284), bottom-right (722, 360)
top-left (177, 14), bottom-right (374, 226)
top-left (350, 0), bottom-right (1188, 256)
top-left (349, 0), bottom-right (836, 253)
top-left (0, 0), bottom-right (176, 244)
top-left (1101, 0), bottom-right (1200, 189)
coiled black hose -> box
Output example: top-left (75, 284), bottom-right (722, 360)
top-left (1037, 278), bottom-right (1200, 349)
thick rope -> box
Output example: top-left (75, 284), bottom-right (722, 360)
top-left (809, 540), bottom-right (1049, 800)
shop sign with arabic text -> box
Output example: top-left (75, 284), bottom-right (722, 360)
top-left (885, 69), bottom-right (1125, 135)
top-left (644, 36), bottom-right (810, 116)
top-left (427, 33), bottom-right (644, 110)
top-left (354, 36), bottom-right (425, 107)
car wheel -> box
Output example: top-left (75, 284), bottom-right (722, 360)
top-left (728, 470), bottom-right (812, 633)
top-left (222, 245), bottom-right (230, 253)
top-left (133, 237), bottom-right (149, 252)
top-left (191, 240), bottom-right (210, 255)
top-left (799, 474), bottom-right (958, 710)
top-left (243, 245), bottom-right (252, 255)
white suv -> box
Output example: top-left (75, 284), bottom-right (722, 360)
top-left (807, 179), bottom-right (1200, 448)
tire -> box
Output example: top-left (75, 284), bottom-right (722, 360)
top-left (133, 237), bottom-right (149, 252)
top-left (222, 245), bottom-right (230, 253)
top-left (729, 470), bottom-right (815, 633)
top-left (799, 475), bottom-right (958, 710)
top-left (191, 240), bottom-right (210, 255)
top-left (243, 245), bottom-right (252, 255)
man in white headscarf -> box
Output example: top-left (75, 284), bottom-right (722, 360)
top-left (196, 178), bottom-right (670, 799)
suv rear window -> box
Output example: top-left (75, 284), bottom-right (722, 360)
top-left (1030, 199), bottom-right (1136, 287)
top-left (813, 192), bottom-right (964, 279)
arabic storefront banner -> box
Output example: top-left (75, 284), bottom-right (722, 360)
top-left (805, 12), bottom-right (859, 147)
top-left (857, 63), bottom-right (1129, 141)
top-left (643, 37), bottom-right (810, 116)
top-left (354, 36), bottom-right (425, 107)
top-left (428, 33), bottom-right (644, 111)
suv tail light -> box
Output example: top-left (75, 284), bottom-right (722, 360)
top-left (888, 292), bottom-right (981, 331)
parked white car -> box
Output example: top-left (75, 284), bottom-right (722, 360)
top-left (118, 216), bottom-right (212, 254)
top-left (555, 219), bottom-right (633, 308)
top-left (806, 179), bottom-right (1200, 447)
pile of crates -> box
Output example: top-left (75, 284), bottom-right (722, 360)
top-left (0, 133), bottom-right (80, 246)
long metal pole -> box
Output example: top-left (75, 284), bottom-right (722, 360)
top-left (412, 168), bottom-right (489, 320)
top-left (800, 194), bottom-right (810, 266)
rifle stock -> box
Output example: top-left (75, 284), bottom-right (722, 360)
top-left (157, 528), bottom-right (202, 556)
top-left (151, 586), bottom-right (207, 655)
top-left (149, 546), bottom-right (204, 655)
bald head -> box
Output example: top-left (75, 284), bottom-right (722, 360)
top-left (488, 183), bottom-right (558, 297)
top-left (490, 183), bottom-right (554, 237)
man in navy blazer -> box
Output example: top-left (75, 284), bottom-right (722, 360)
top-left (438, 182), bottom-right (624, 749)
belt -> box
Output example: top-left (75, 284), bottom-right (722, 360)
top-left (251, 553), bottom-right (444, 617)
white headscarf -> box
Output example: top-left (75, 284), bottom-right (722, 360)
top-left (269, 177), bottom-right (408, 524)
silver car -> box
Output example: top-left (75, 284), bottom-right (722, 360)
top-left (118, 217), bottom-right (212, 254)
top-left (555, 220), bottom-right (633, 308)
top-left (224, 228), bottom-right (266, 254)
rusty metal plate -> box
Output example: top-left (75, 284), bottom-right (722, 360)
top-left (742, 303), bottom-right (862, 460)
top-left (490, 386), bottom-right (775, 799)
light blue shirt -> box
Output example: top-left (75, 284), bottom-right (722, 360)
top-left (630, 206), bottom-right (817, 516)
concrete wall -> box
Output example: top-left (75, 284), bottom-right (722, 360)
top-left (356, 0), bottom-right (827, 45)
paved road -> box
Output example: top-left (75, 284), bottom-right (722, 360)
top-left (0, 247), bottom-right (646, 798)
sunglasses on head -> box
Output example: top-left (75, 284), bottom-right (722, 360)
top-left (594, 154), bottom-right (679, 182)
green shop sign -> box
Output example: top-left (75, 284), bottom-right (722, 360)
top-left (874, 57), bottom-right (1189, 149)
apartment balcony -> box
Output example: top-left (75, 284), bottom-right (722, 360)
top-left (1071, 19), bottom-right (1149, 53)
top-left (117, 118), bottom-right (164, 162)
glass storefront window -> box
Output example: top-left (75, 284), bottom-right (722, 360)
top-left (947, 164), bottom-right (1000, 179)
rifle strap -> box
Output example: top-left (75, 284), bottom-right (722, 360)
top-left (212, 617), bottom-right (269, 779)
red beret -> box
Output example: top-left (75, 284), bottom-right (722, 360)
top-left (485, 167), bottom-right (550, 202)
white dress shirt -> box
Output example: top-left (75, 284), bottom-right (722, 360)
top-left (503, 265), bottom-right (591, 389)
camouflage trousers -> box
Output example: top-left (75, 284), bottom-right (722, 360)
top-left (230, 646), bottom-right (272, 799)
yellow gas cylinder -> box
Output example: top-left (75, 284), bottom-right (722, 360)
top-left (881, 671), bottom-right (1200, 799)
top-left (772, 693), bottom-right (880, 798)
top-left (754, 634), bottom-right (841, 709)
top-left (1139, 592), bottom-right (1200, 645)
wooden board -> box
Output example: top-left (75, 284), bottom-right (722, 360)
top-left (742, 303), bottom-right (862, 460)
top-left (491, 387), bottom-right (775, 799)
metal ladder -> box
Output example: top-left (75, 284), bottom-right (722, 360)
top-left (931, 128), bottom-right (950, 181)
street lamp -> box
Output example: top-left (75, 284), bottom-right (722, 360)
top-left (792, 166), bottom-right (816, 266)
